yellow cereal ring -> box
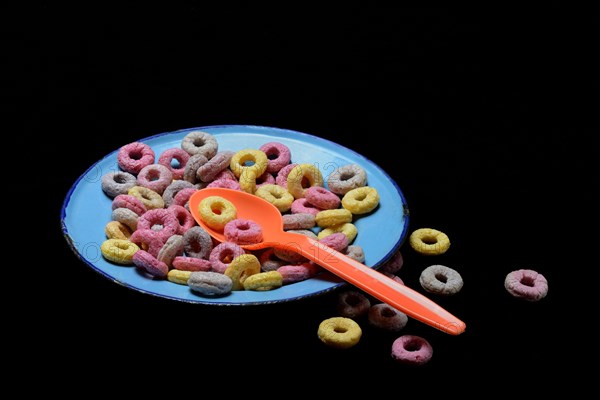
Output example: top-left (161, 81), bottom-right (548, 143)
top-left (286, 163), bottom-right (324, 199)
top-left (199, 196), bottom-right (237, 231)
top-left (254, 184), bottom-right (294, 213)
top-left (317, 222), bottom-right (358, 243)
top-left (224, 254), bottom-right (261, 291)
top-left (239, 169), bottom-right (257, 194)
top-left (104, 221), bottom-right (132, 240)
top-left (101, 239), bottom-right (139, 264)
top-left (229, 149), bottom-right (268, 178)
top-left (167, 269), bottom-right (192, 285)
top-left (315, 208), bottom-right (353, 228)
top-left (242, 271), bottom-right (283, 291)
top-left (128, 186), bottom-right (165, 210)
top-left (409, 228), bottom-right (450, 255)
top-left (317, 317), bottom-right (362, 349)
top-left (341, 186), bottom-right (380, 215)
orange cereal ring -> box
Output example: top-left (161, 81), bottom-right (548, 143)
top-left (224, 254), bottom-right (261, 291)
top-left (286, 163), bottom-right (324, 199)
top-left (229, 149), bottom-right (268, 178)
top-left (101, 239), bottom-right (139, 265)
top-left (315, 208), bottom-right (353, 228)
top-left (341, 186), bottom-right (380, 215)
top-left (128, 185), bottom-right (165, 210)
top-left (254, 184), bottom-right (295, 213)
top-left (409, 228), bottom-right (450, 255)
top-left (198, 196), bottom-right (237, 231)
top-left (104, 221), bottom-right (132, 240)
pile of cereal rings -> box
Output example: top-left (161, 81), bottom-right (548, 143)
top-left (100, 130), bottom-right (382, 297)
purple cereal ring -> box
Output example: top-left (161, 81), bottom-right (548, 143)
top-left (162, 180), bottom-right (196, 207)
top-left (319, 232), bottom-right (349, 252)
top-left (136, 163), bottom-right (174, 195)
top-left (137, 208), bottom-right (179, 242)
top-left (172, 187), bottom-right (198, 208)
top-left (259, 142), bottom-right (292, 174)
top-left (368, 303), bottom-right (408, 332)
top-left (206, 178), bottom-right (241, 190)
top-left (188, 271), bottom-right (233, 296)
top-left (181, 130), bottom-right (218, 158)
top-left (391, 335), bottom-right (433, 366)
top-left (183, 226), bottom-right (214, 260)
top-left (379, 249), bottom-right (404, 274)
top-left (259, 248), bottom-right (285, 272)
top-left (277, 262), bottom-right (320, 284)
top-left (344, 245), bottom-right (365, 263)
top-left (256, 171), bottom-right (276, 188)
top-left (212, 169), bottom-right (237, 181)
top-left (275, 163), bottom-right (298, 188)
top-left (384, 272), bottom-right (404, 285)
top-left (133, 250), bottom-right (168, 279)
top-left (167, 204), bottom-right (196, 234)
top-left (223, 218), bottom-right (264, 245)
top-left (111, 207), bottom-right (139, 231)
top-left (101, 171), bottom-right (137, 198)
top-left (209, 242), bottom-right (246, 273)
top-left (304, 186), bottom-right (341, 210)
top-left (117, 142), bottom-right (155, 175)
top-left (282, 213), bottom-right (316, 230)
top-left (172, 256), bottom-right (212, 272)
top-left (112, 194), bottom-right (147, 216)
top-left (290, 198), bottom-right (322, 216)
top-left (336, 290), bottom-right (371, 319)
top-left (158, 148), bottom-right (190, 180)
top-left (157, 234), bottom-right (185, 267)
top-left (196, 151), bottom-right (235, 182)
top-left (504, 269), bottom-right (548, 301)
top-left (183, 153), bottom-right (209, 184)
top-left (129, 229), bottom-right (164, 257)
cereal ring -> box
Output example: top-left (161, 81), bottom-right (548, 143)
top-left (391, 335), bottom-right (433, 366)
top-left (157, 234), bottom-right (185, 267)
top-left (419, 265), bottom-right (464, 296)
top-left (383, 272), bottom-right (404, 285)
top-left (183, 226), bottom-right (214, 260)
top-left (287, 229), bottom-right (318, 240)
top-left (224, 218), bottom-right (264, 245)
top-left (183, 153), bottom-right (209, 184)
top-left (327, 164), bottom-right (367, 196)
top-left (100, 239), bottom-right (139, 264)
top-left (304, 186), bottom-right (341, 210)
top-left (286, 163), bottom-right (324, 199)
top-left (341, 186), bottom-right (380, 215)
top-left (224, 254), bottom-right (261, 291)
top-left (319, 232), bottom-right (349, 252)
top-left (344, 245), bottom-right (365, 263)
top-left (504, 269), bottom-right (548, 301)
top-left (259, 141), bottom-right (292, 174)
top-left (409, 228), bottom-right (451, 256)
top-left (111, 207), bottom-right (139, 231)
top-left (282, 213), bottom-right (315, 230)
top-left (242, 271), bottom-right (283, 291)
top-left (162, 180), bottom-right (196, 207)
top-left (136, 163), bottom-right (174, 195)
top-left (158, 148), bottom-right (190, 180)
top-left (212, 169), bottom-right (237, 181)
top-left (317, 222), bottom-right (358, 243)
top-left (132, 250), bottom-right (168, 278)
top-left (259, 248), bottom-right (285, 272)
top-left (277, 262), bottom-right (320, 284)
top-left (167, 269), bottom-right (192, 285)
top-left (255, 171), bottom-right (276, 188)
top-left (117, 142), bottom-right (155, 175)
top-left (255, 184), bottom-right (295, 213)
top-left (290, 198), bottom-right (322, 216)
top-left (129, 229), bottom-right (164, 257)
top-left (128, 186), bottom-right (165, 210)
top-left (368, 303), bottom-right (408, 332)
top-left (379, 250), bottom-right (404, 274)
top-left (112, 194), bottom-right (147, 216)
top-left (104, 221), bottom-right (132, 240)
top-left (275, 163), bottom-right (298, 188)
top-left (137, 208), bottom-right (179, 242)
top-left (196, 151), bottom-right (235, 182)
top-left (101, 171), bottom-right (137, 198)
top-left (206, 178), bottom-right (241, 190)
top-left (239, 169), bottom-right (258, 194)
top-left (315, 209), bottom-right (353, 228)
top-left (172, 187), bottom-right (198, 208)
top-left (167, 204), bottom-right (196, 235)
top-left (172, 256), bottom-right (212, 272)
top-left (188, 271), bottom-right (233, 296)
top-left (198, 196), bottom-right (237, 231)
top-left (181, 130), bottom-right (218, 159)
top-left (317, 317), bottom-right (362, 349)
top-left (273, 243), bottom-right (308, 264)
top-left (336, 290), bottom-right (371, 319)
top-left (229, 149), bottom-right (268, 179)
top-left (209, 242), bottom-right (246, 273)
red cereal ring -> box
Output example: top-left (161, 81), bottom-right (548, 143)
top-left (136, 164), bottom-right (174, 195)
top-left (196, 151), bottom-right (235, 182)
top-left (290, 198), bottom-right (323, 216)
top-left (172, 187), bottom-right (198, 208)
top-left (158, 148), bottom-right (190, 180)
top-left (137, 209), bottom-right (179, 242)
top-left (209, 242), bottom-right (246, 274)
top-left (207, 178), bottom-right (241, 190)
top-left (117, 142), bottom-right (155, 175)
top-left (275, 163), bottom-right (298, 188)
top-left (259, 142), bottom-right (292, 174)
top-left (212, 169), bottom-right (237, 181)
top-left (112, 194), bottom-right (147, 216)
top-left (277, 262), bottom-right (321, 284)
top-left (167, 204), bottom-right (196, 234)
top-left (224, 218), bottom-right (264, 245)
top-left (391, 335), bottom-right (433, 366)
top-left (129, 229), bottom-right (164, 257)
top-left (133, 250), bottom-right (169, 278)
top-left (172, 256), bottom-right (212, 272)
top-left (304, 186), bottom-right (341, 210)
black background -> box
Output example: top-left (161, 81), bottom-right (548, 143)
top-left (9, 2), bottom-right (592, 390)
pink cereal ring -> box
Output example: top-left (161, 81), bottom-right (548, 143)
top-left (133, 250), bottom-right (168, 279)
top-left (304, 186), bottom-right (341, 210)
top-left (256, 171), bottom-right (276, 188)
top-left (158, 148), bottom-right (190, 180)
top-left (224, 219), bottom-right (264, 245)
top-left (129, 229), bottom-right (164, 257)
top-left (319, 232), bottom-right (349, 252)
top-left (259, 142), bottom-right (292, 174)
top-left (172, 256), bottom-right (212, 272)
top-left (291, 198), bottom-right (323, 216)
top-left (379, 249), bottom-right (404, 274)
top-left (212, 169), bottom-right (237, 181)
top-left (196, 151), bottom-right (235, 182)
top-left (137, 208), bottom-right (179, 242)
top-left (207, 178), bottom-right (241, 190)
top-left (391, 335), bottom-right (433, 366)
top-left (172, 187), bottom-right (198, 208)
top-left (209, 242), bottom-right (246, 273)
top-left (277, 262), bottom-right (321, 284)
top-left (112, 194), bottom-right (147, 216)
top-left (275, 163), bottom-right (298, 188)
top-left (504, 269), bottom-right (549, 301)
top-left (167, 204), bottom-right (196, 235)
top-left (117, 142), bottom-right (155, 175)
top-left (136, 164), bottom-right (174, 195)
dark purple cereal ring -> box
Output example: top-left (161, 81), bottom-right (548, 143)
top-left (136, 164), bottom-right (174, 195)
top-left (368, 303), bottom-right (408, 332)
top-left (277, 262), bottom-right (320, 284)
top-left (101, 171), bottom-right (137, 198)
top-left (319, 232), bottom-right (349, 252)
top-left (336, 290), bottom-right (371, 319)
top-left (282, 213), bottom-right (316, 230)
top-left (275, 163), bottom-right (298, 188)
top-left (172, 187), bottom-right (198, 208)
top-left (130, 229), bottom-right (164, 257)
top-left (259, 248), bottom-right (285, 272)
top-left (209, 242), bottom-right (246, 273)
top-left (344, 245), bottom-right (365, 263)
top-left (183, 153), bottom-right (209, 184)
top-left (188, 271), bottom-right (233, 296)
top-left (133, 250), bottom-right (168, 279)
top-left (224, 219), bottom-right (264, 245)
top-left (167, 204), bottom-right (196, 235)
top-left (206, 178), bottom-right (241, 190)
top-left (158, 148), bottom-right (190, 180)
top-left (391, 335), bottom-right (433, 366)
top-left (157, 234), bottom-right (185, 267)
top-left (383, 272), bottom-right (404, 285)
top-left (111, 207), bottom-right (139, 231)
top-left (137, 209), bottom-right (179, 242)
top-left (259, 142), bottom-right (292, 174)
top-left (327, 164), bottom-right (367, 196)
top-left (196, 151), bottom-right (235, 182)
top-left (117, 142), bottom-right (155, 175)
top-left (181, 130), bottom-right (218, 159)
top-left (212, 169), bottom-right (237, 181)
top-left (304, 186), bottom-right (341, 210)
top-left (112, 194), bottom-right (147, 216)
top-left (183, 226), bottom-right (214, 260)
top-left (504, 269), bottom-right (548, 301)
top-left (172, 256), bottom-right (212, 272)
top-left (290, 198), bottom-right (322, 216)
top-left (379, 249), bottom-right (404, 274)
top-left (162, 180), bottom-right (196, 207)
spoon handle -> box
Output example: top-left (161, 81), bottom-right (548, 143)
top-left (282, 233), bottom-right (466, 335)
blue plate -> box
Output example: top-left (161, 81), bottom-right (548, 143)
top-left (61, 125), bottom-right (409, 305)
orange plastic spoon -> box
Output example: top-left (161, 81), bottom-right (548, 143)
top-left (189, 188), bottom-right (466, 335)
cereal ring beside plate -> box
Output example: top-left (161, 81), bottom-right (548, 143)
top-left (419, 264), bottom-right (463, 296)
top-left (317, 317), bottom-right (362, 349)
top-left (504, 269), bottom-right (548, 301)
top-left (391, 335), bottom-right (433, 366)
top-left (409, 228), bottom-right (450, 256)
